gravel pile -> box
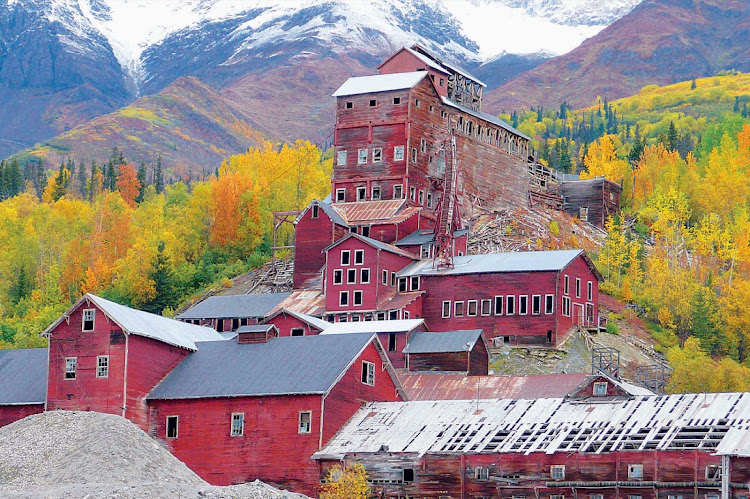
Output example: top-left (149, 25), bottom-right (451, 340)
top-left (0, 411), bottom-right (309, 498)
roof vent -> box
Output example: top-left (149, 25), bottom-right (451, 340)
top-left (236, 324), bottom-right (278, 344)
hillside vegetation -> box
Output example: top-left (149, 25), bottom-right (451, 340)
top-left (0, 141), bottom-right (330, 349)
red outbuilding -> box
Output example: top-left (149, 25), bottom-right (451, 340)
top-left (0, 348), bottom-right (46, 427)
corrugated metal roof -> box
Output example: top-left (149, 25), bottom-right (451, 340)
top-left (377, 291), bottom-right (423, 311)
top-left (270, 290), bottom-right (326, 317)
top-left (410, 44), bottom-right (486, 87)
top-left (177, 293), bottom-right (291, 320)
top-left (716, 427), bottom-right (750, 457)
top-left (265, 308), bottom-right (331, 332)
top-left (235, 324), bottom-right (275, 334)
top-left (397, 250), bottom-right (583, 277)
top-left (324, 233), bottom-right (418, 260)
top-left (314, 392), bottom-right (750, 460)
top-left (321, 319), bottom-right (424, 335)
top-left (442, 96), bottom-right (531, 141)
top-left (403, 330), bottom-right (482, 354)
top-left (295, 198), bottom-right (348, 227)
top-left (332, 199), bottom-right (407, 224)
top-left (0, 348), bottom-right (47, 405)
top-left (148, 333), bottom-right (376, 400)
top-left (398, 373), bottom-right (589, 401)
top-left (332, 71), bottom-right (428, 97)
top-left (395, 229), bottom-right (469, 246)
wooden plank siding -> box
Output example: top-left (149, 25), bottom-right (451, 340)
top-left (562, 178), bottom-right (623, 229)
top-left (0, 404), bottom-right (44, 428)
top-left (293, 204), bottom-right (348, 289)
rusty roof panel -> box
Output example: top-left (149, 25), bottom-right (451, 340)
top-left (270, 290), bottom-right (326, 317)
top-left (332, 200), bottom-right (408, 224)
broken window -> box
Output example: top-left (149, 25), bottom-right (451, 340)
top-left (388, 333), bottom-right (397, 352)
top-left (393, 185), bottom-right (403, 199)
top-left (231, 413), bottom-right (244, 436)
top-left (628, 464), bottom-right (643, 479)
top-left (403, 468), bottom-right (415, 482)
top-left (299, 411), bottom-right (312, 433)
top-left (336, 188), bottom-right (346, 202)
top-left (705, 466), bottom-right (722, 481)
top-left (579, 207), bottom-right (589, 222)
top-left (420, 138), bottom-right (427, 153)
top-left (357, 186), bottom-right (366, 201)
top-left (361, 361), bottom-right (375, 385)
top-left (65, 357), bottom-right (77, 380)
top-left (382, 270), bottom-right (388, 285)
top-left (166, 416), bottom-right (178, 439)
top-left (96, 356), bottom-right (109, 378)
top-left (372, 148), bottom-right (383, 162)
top-left (358, 149), bottom-right (367, 164)
top-left (411, 147), bottom-right (418, 163)
top-left (82, 309), bottom-right (95, 332)
top-left (409, 186), bottom-right (416, 201)
top-left (475, 467), bottom-right (489, 480)
top-left (454, 301), bottom-right (465, 317)
top-left (372, 186), bottom-right (381, 200)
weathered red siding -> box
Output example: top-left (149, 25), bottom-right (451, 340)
top-left (294, 204), bottom-right (347, 289)
top-left (0, 404), bottom-right (44, 427)
top-left (378, 49), bottom-right (449, 97)
top-left (266, 312), bottom-right (323, 337)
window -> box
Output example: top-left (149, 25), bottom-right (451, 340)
top-left (82, 308), bottom-right (95, 331)
top-left (420, 138), bottom-right (427, 153)
top-left (442, 301), bottom-right (451, 318)
top-left (356, 186), bottom-right (366, 201)
top-left (388, 333), bottom-right (397, 352)
top-left (376, 312), bottom-right (385, 320)
top-left (341, 250), bottom-right (351, 266)
top-left (402, 468), bottom-right (415, 482)
top-left (593, 382), bottom-right (608, 396)
top-left (439, 77), bottom-right (445, 86)
top-left (96, 356), bottom-right (109, 378)
top-left (518, 295), bottom-right (528, 315)
top-left (398, 277), bottom-right (407, 292)
top-left (579, 206), bottom-right (589, 222)
top-left (382, 269), bottom-right (388, 285)
top-left (426, 192), bottom-right (433, 207)
top-left (545, 294), bottom-right (555, 314)
top-left (494, 296), bottom-right (504, 315)
top-left (347, 269), bottom-right (356, 284)
top-left (410, 276), bottom-right (420, 291)
top-left (590, 495), bottom-right (604, 499)
top-left (291, 328), bottom-right (304, 337)
top-left (409, 186), bottom-right (416, 201)
top-left (299, 411), bottom-right (312, 433)
top-left (391, 272), bottom-right (396, 286)
top-left (414, 98), bottom-right (421, 108)
top-left (532, 295), bottom-right (541, 315)
top-left (551, 496), bottom-right (565, 499)
top-left (481, 299), bottom-right (492, 316)
top-left (361, 226), bottom-right (370, 237)
top-left (231, 413), bottom-right (244, 436)
top-left (564, 275), bottom-right (569, 295)
top-left (418, 190), bottom-right (425, 205)
top-left (506, 296), bottom-right (515, 315)
top-left (311, 204), bottom-right (320, 219)
top-left (358, 149), bottom-right (367, 164)
top-left (562, 296), bottom-right (571, 317)
top-left (394, 145), bottom-right (405, 161)
top-left (345, 101), bottom-right (353, 109)
top-left (333, 269), bottom-right (343, 285)
top-left (65, 357), bottom-right (77, 379)
top-left (420, 244), bottom-right (431, 258)
top-left (411, 147), bottom-right (417, 163)
top-left (166, 415), bottom-right (179, 438)
top-left (336, 150), bottom-right (347, 166)
top-left (575, 278), bottom-right (581, 298)
top-left (475, 467), bottom-right (489, 480)
top-left (454, 301), bottom-right (465, 317)
top-left (389, 310), bottom-right (398, 320)
top-left (368, 99), bottom-right (377, 107)
top-left (354, 249), bottom-right (365, 265)
top-left (705, 465), bottom-right (722, 481)
top-left (372, 148), bottom-right (383, 162)
top-left (587, 281), bottom-right (593, 301)
top-left (628, 464), bottom-right (643, 479)
top-left (336, 188), bottom-right (346, 202)
top-left (550, 465), bottom-right (565, 480)
top-left (372, 186), bottom-right (381, 200)
top-left (361, 361), bottom-right (375, 385)
top-left (393, 97), bottom-right (401, 104)
top-left (429, 105), bottom-right (434, 112)
top-left (339, 291), bottom-right (349, 306)
top-left (393, 185), bottom-right (403, 199)
top-left (353, 290), bottom-right (363, 306)
top-left (467, 300), bottom-right (478, 316)
top-left (361, 268), bottom-right (370, 284)
top-left (628, 496), bottom-right (642, 499)
top-left (667, 495), bottom-right (683, 499)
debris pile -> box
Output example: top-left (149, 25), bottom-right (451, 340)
top-left (0, 411), bottom-right (308, 498)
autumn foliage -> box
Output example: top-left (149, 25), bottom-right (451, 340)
top-left (320, 463), bottom-right (369, 499)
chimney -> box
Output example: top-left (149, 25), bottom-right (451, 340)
top-left (236, 324), bottom-right (278, 344)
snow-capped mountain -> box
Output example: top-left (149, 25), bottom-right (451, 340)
top-left (0, 0), bottom-right (641, 159)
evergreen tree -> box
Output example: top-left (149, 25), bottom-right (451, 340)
top-left (7, 158), bottom-right (22, 198)
top-left (690, 78), bottom-right (697, 90)
top-left (142, 241), bottom-right (178, 315)
top-left (559, 139), bottom-right (572, 173)
top-left (536, 106), bottom-right (543, 122)
top-left (105, 160), bottom-right (116, 191)
top-left (559, 102), bottom-right (568, 120)
top-left (154, 156), bottom-right (165, 194)
top-left (734, 96), bottom-right (741, 113)
top-left (34, 159), bottom-right (45, 199)
top-left (136, 161), bottom-right (147, 203)
top-left (9, 265), bottom-right (32, 304)
top-left (51, 163), bottom-right (70, 201)
top-left (667, 121), bottom-right (678, 152)
top-left (77, 160), bottom-right (87, 198)
top-left (691, 286), bottom-right (726, 357)
top-left (629, 136), bottom-right (645, 165)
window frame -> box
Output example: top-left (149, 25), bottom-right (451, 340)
top-left (82, 308), bottom-right (96, 332)
top-left (333, 269), bottom-right (343, 285)
top-left (361, 268), bottom-right (370, 284)
top-left (494, 295), bottom-right (504, 315)
top-left (354, 249), bottom-right (365, 265)
top-left (593, 381), bottom-right (608, 396)
top-left (410, 276), bottom-right (420, 291)
top-left (339, 291), bottom-right (349, 307)
top-left (506, 295), bottom-right (516, 315)
top-left (475, 466), bottom-right (489, 480)
top-left (628, 464), bottom-right (644, 480)
top-left (230, 412), bottom-right (245, 437)
top-left (372, 186), bottom-right (381, 200)
top-left (454, 301), bottom-right (465, 317)
top-left (532, 295), bottom-right (541, 315)
top-left (382, 269), bottom-right (388, 285)
top-left (564, 275), bottom-right (570, 295)
top-left (353, 290), bottom-right (363, 306)
top-left (587, 281), bottom-right (593, 301)
top-left (394, 145), bottom-right (405, 162)
top-left (393, 184), bottom-right (403, 199)
top-left (442, 300), bottom-right (452, 318)
top-left (411, 147), bottom-right (418, 163)
top-left (64, 357), bottom-right (77, 380)
top-left (335, 188), bottom-right (346, 202)
top-left (361, 361), bottom-right (375, 386)
top-left (550, 465), bottom-right (565, 480)
top-left (467, 300), bottom-right (478, 317)
top-left (562, 296), bottom-right (571, 317)
top-left (518, 295), bottom-right (528, 315)
top-left (298, 411), bottom-right (312, 434)
top-left (96, 355), bottom-right (109, 379)
top-left (336, 150), bottom-right (347, 166)
top-left (576, 278), bottom-right (581, 298)
top-left (291, 328), bottom-right (304, 337)
top-left (481, 299), bottom-right (492, 316)
top-left (372, 147), bottom-right (383, 162)
top-left (347, 268), bottom-right (357, 284)
top-left (358, 148), bottom-right (368, 165)
top-left (369, 99), bottom-right (377, 107)
top-left (356, 186), bottom-right (366, 201)
top-left (340, 250), bottom-right (351, 266)
top-left (345, 101), bottom-right (353, 109)
top-left (545, 294), bottom-right (555, 314)
top-left (166, 415), bottom-right (179, 439)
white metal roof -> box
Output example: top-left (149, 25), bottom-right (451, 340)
top-left (332, 71), bottom-right (428, 97)
top-left (320, 319), bottom-right (424, 335)
top-left (43, 294), bottom-right (223, 351)
top-left (397, 250), bottom-right (583, 277)
top-left (313, 392), bottom-right (750, 460)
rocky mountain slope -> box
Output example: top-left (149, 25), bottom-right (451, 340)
top-left (1, 0), bottom-right (640, 159)
top-left (485, 0), bottom-right (750, 111)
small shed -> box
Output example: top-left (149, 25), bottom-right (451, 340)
top-left (403, 329), bottom-right (489, 375)
top-left (176, 293), bottom-right (291, 332)
top-left (235, 324), bottom-right (278, 344)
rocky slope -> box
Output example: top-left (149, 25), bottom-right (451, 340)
top-left (485, 0), bottom-right (750, 111)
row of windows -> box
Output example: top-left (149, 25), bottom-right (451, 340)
top-left (454, 116), bottom-right (528, 158)
top-left (549, 464), bottom-right (721, 482)
top-left (337, 145), bottom-right (404, 167)
top-left (64, 356), bottom-right (108, 379)
top-left (164, 410), bottom-right (313, 439)
top-left (324, 309), bottom-right (408, 323)
top-left (339, 290), bottom-right (364, 307)
top-left (563, 275), bottom-right (594, 301)
top-left (339, 249), bottom-right (365, 266)
top-left (333, 268), bottom-right (370, 285)
top-left (442, 295), bottom-right (555, 318)
top-left (334, 182), bottom-right (437, 207)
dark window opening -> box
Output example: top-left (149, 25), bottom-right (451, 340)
top-left (546, 330), bottom-right (553, 343)
top-left (369, 99), bottom-right (376, 107)
top-left (388, 333), bottom-right (397, 352)
top-left (291, 328), bottom-right (304, 337)
top-left (345, 101), bottom-right (353, 109)
top-left (232, 318), bottom-right (239, 331)
top-left (312, 205), bottom-right (319, 218)
top-left (393, 97), bottom-right (401, 104)
top-left (403, 469), bottom-right (415, 482)
top-left (166, 416), bottom-right (178, 439)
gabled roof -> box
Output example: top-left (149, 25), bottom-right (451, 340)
top-left (323, 233), bottom-right (419, 260)
top-left (314, 392), bottom-right (750, 460)
top-left (398, 373), bottom-right (590, 401)
top-left (148, 333), bottom-right (380, 399)
top-left (270, 290), bottom-right (326, 317)
top-left (320, 319), bottom-right (424, 336)
top-left (331, 199), bottom-right (413, 225)
top-left (395, 228), bottom-right (469, 247)
top-left (177, 292), bottom-right (291, 320)
top-left (42, 294), bottom-right (223, 351)
top-left (378, 46), bottom-right (452, 75)
top-left (332, 71), bottom-right (428, 97)
top-left (442, 96), bottom-right (531, 141)
top-left (263, 307), bottom-right (331, 332)
top-left (403, 329), bottom-right (483, 354)
top-left (236, 324), bottom-right (276, 334)
top-left (397, 250), bottom-right (586, 278)
top-left (410, 44), bottom-right (486, 87)
top-left (295, 198), bottom-right (348, 227)
top-left (0, 348), bottom-right (47, 405)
